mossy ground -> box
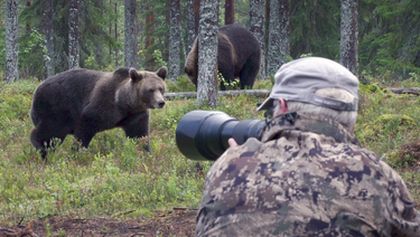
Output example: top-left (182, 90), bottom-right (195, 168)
top-left (0, 77), bottom-right (418, 227)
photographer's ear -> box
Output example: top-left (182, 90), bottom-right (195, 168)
top-left (274, 98), bottom-right (288, 117)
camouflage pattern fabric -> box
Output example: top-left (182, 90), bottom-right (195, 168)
top-left (196, 113), bottom-right (420, 237)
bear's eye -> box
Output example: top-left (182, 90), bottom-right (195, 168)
top-left (148, 88), bottom-right (154, 93)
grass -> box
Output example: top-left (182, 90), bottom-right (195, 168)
top-left (0, 77), bottom-right (419, 226)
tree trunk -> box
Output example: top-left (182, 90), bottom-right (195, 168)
top-left (94, 0), bottom-right (104, 68)
top-left (124, 0), bottom-right (138, 68)
top-left (68, 0), bottom-right (81, 69)
top-left (5, 0), bottom-right (19, 82)
top-left (25, 0), bottom-right (32, 33)
top-left (193, 0), bottom-right (200, 33)
top-left (197, 0), bottom-right (219, 107)
top-left (224, 0), bottom-right (234, 25)
top-left (185, 0), bottom-right (199, 58)
top-left (168, 0), bottom-right (181, 80)
top-left (144, 4), bottom-right (155, 69)
top-left (114, 2), bottom-right (120, 67)
top-left (42, 0), bottom-right (55, 77)
top-left (249, 0), bottom-right (266, 79)
top-left (267, 0), bottom-right (289, 76)
top-left (340, 0), bottom-right (358, 75)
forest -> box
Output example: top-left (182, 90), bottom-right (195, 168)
top-left (0, 0), bottom-right (419, 236)
top-left (1, 0), bottom-right (419, 83)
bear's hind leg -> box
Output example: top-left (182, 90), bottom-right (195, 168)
top-left (31, 121), bottom-right (68, 159)
top-left (239, 58), bottom-right (260, 89)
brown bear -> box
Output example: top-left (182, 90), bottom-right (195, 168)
top-left (30, 66), bottom-right (167, 159)
top-left (185, 23), bottom-right (261, 90)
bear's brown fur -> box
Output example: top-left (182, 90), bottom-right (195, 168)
top-left (185, 23), bottom-right (261, 90)
top-left (30, 66), bottom-right (167, 159)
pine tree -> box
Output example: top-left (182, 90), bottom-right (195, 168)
top-left (42, 0), bottom-right (55, 76)
top-left (224, 0), bottom-right (234, 25)
top-left (267, 0), bottom-right (289, 75)
top-left (5, 0), bottom-right (19, 82)
top-left (185, 0), bottom-right (199, 57)
top-left (68, 0), bottom-right (80, 69)
top-left (340, 0), bottom-right (358, 75)
top-left (168, 0), bottom-right (181, 80)
top-left (249, 0), bottom-right (265, 79)
top-left (197, 0), bottom-right (219, 106)
top-left (124, 0), bottom-right (138, 68)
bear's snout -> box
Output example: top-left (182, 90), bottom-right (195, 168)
top-left (158, 101), bottom-right (165, 108)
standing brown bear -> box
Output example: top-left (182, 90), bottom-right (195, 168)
top-left (30, 66), bottom-right (167, 159)
top-left (185, 23), bottom-right (261, 90)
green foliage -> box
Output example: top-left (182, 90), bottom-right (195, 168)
top-left (355, 81), bottom-right (420, 204)
top-left (0, 79), bottom-right (261, 225)
top-left (152, 49), bottom-right (167, 68)
top-left (165, 75), bottom-right (196, 92)
top-left (0, 78), bottom-right (419, 225)
top-left (356, 81), bottom-right (420, 160)
top-left (1, 0), bottom-right (418, 82)
top-left (395, 73), bottom-right (420, 88)
top-left (218, 72), bottom-right (240, 90)
top-left (290, 0), bottom-right (340, 59)
top-left (252, 79), bottom-right (273, 90)
top-left (19, 29), bottom-right (47, 79)
top-left (0, 27), bottom-right (4, 72)
top-left (386, 143), bottom-right (419, 169)
top-left (1, 0), bottom-right (420, 225)
top-left (359, 0), bottom-right (420, 81)
top-left (357, 113), bottom-right (416, 146)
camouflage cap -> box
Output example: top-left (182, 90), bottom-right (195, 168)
top-left (257, 57), bottom-right (359, 111)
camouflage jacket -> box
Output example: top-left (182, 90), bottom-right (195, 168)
top-left (196, 113), bottom-right (419, 237)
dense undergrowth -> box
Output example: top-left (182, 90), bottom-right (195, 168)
top-left (0, 76), bottom-right (418, 226)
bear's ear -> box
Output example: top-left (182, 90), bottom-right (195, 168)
top-left (156, 66), bottom-right (167, 80)
top-left (129, 68), bottom-right (143, 82)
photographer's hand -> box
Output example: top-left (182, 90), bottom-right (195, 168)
top-left (228, 138), bottom-right (238, 148)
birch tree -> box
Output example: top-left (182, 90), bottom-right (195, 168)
top-left (267, 0), bottom-right (289, 76)
top-left (168, 0), bottom-right (181, 80)
top-left (197, 0), bottom-right (219, 107)
top-left (340, 0), bottom-right (358, 75)
top-left (68, 0), bottom-right (81, 69)
top-left (249, 0), bottom-right (265, 79)
top-left (124, 0), bottom-right (138, 68)
top-left (5, 0), bottom-right (19, 82)
top-left (42, 0), bottom-right (55, 77)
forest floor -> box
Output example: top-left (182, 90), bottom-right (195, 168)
top-left (0, 208), bottom-right (197, 237)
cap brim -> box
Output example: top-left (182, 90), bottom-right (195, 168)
top-left (256, 97), bottom-right (274, 111)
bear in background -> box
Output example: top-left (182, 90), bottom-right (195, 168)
top-left (185, 23), bottom-right (261, 90)
top-left (30, 66), bottom-right (167, 159)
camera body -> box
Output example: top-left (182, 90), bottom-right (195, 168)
top-left (175, 110), bottom-right (265, 161)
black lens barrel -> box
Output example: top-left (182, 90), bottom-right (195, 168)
top-left (175, 110), bottom-right (265, 161)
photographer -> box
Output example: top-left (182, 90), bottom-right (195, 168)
top-left (195, 57), bottom-right (419, 236)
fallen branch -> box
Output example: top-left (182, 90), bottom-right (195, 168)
top-left (388, 87), bottom-right (420, 96)
top-left (165, 87), bottom-right (420, 100)
top-left (165, 89), bottom-right (270, 100)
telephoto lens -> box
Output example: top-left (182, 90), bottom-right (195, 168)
top-left (175, 110), bottom-right (265, 161)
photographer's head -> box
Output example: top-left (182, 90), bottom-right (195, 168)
top-left (257, 57), bottom-right (359, 132)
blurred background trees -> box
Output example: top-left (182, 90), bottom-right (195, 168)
top-left (0, 0), bottom-right (418, 82)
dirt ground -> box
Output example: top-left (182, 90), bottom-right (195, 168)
top-left (0, 208), bottom-right (197, 237)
